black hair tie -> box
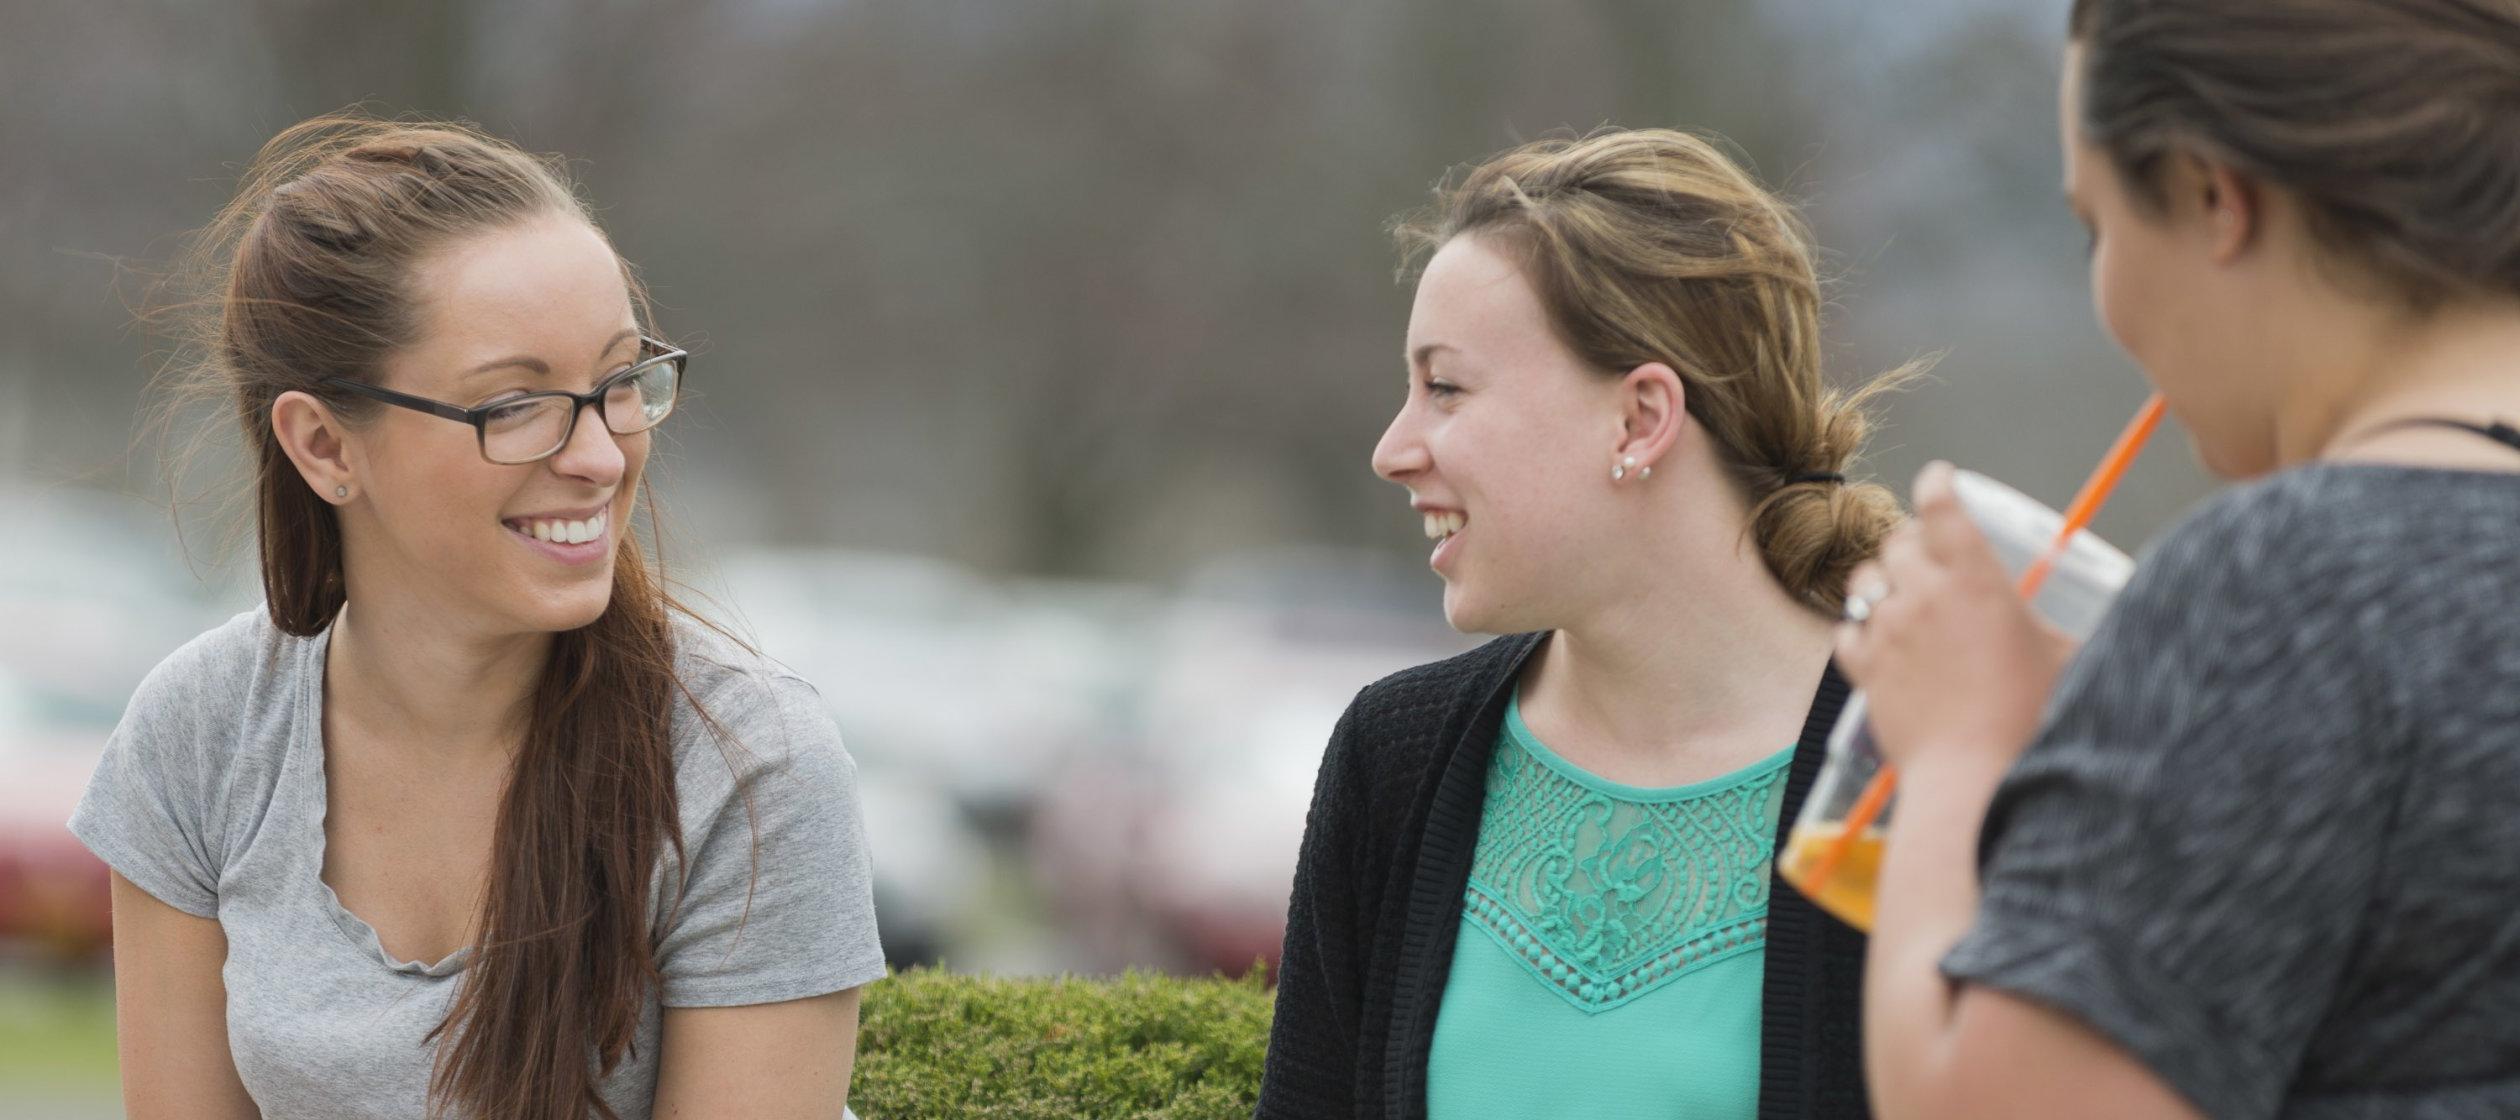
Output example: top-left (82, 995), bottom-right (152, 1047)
top-left (1789, 471), bottom-right (1846, 486)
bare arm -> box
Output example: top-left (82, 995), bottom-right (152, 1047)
top-left (108, 870), bottom-right (259, 1119)
top-left (1839, 464), bottom-right (2204, 1120)
top-left (1861, 752), bottom-right (2202, 1120)
top-left (651, 987), bottom-right (863, 1119)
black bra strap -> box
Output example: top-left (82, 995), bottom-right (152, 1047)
top-left (2350, 417), bottom-right (2520, 455)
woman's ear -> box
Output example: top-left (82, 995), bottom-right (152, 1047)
top-left (2196, 159), bottom-right (2261, 265)
top-left (1614, 362), bottom-right (1687, 473)
top-left (271, 390), bottom-right (358, 503)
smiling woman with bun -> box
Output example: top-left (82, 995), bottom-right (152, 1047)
top-left (1259, 127), bottom-right (1919, 1120)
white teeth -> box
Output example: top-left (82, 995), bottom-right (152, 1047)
top-left (513, 511), bottom-right (607, 545)
top-left (1420, 511), bottom-right (1465, 541)
top-left (1424, 513), bottom-right (1442, 541)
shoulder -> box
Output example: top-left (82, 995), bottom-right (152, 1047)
top-left (131, 607), bottom-right (290, 707)
top-left (2134, 464), bottom-right (2500, 588)
top-left (120, 607), bottom-right (305, 766)
top-left (2105, 465), bottom-right (2505, 661)
top-left (82, 608), bottom-right (304, 867)
top-left (2135, 470), bottom-right (2328, 579)
top-left (666, 613), bottom-right (850, 798)
top-left (2040, 469), bottom-right (2440, 772)
top-left (670, 612), bottom-right (820, 712)
top-left (2092, 468), bottom-right (2364, 652)
top-left (1347, 632), bottom-right (1538, 724)
top-left (1327, 632), bottom-right (1538, 792)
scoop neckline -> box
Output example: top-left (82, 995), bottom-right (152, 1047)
top-left (1502, 691), bottom-right (1794, 803)
top-left (295, 621), bottom-right (475, 979)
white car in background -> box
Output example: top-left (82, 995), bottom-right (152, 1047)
top-left (707, 547), bottom-right (1159, 969)
top-left (710, 549), bottom-right (1152, 822)
top-left (1033, 547), bottom-right (1473, 976)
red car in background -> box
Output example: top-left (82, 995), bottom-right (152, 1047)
top-left (0, 705), bottom-right (113, 960)
top-left (0, 484), bottom-right (251, 961)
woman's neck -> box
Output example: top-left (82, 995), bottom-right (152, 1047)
top-left (2285, 295), bottom-right (2520, 469)
top-left (1520, 515), bottom-right (1839, 782)
top-left (324, 595), bottom-right (549, 764)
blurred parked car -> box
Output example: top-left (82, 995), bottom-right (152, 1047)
top-left (1032, 547), bottom-right (1474, 976)
top-left (0, 672), bottom-right (113, 958)
top-left (698, 548), bottom-right (1168, 968)
top-left (711, 549), bottom-right (1152, 822)
top-left (0, 485), bottom-right (246, 959)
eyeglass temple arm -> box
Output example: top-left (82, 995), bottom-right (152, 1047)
top-left (324, 378), bottom-right (476, 424)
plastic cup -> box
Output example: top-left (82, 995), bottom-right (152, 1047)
top-left (1778, 468), bottom-right (2136, 931)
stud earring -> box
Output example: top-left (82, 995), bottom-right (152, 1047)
top-left (1639, 465), bottom-right (1653, 481)
top-left (334, 485), bottom-right (349, 499)
top-left (1614, 455), bottom-right (1638, 482)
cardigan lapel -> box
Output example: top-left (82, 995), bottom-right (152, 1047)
top-left (1757, 663), bottom-right (1860, 1119)
top-left (1378, 631), bottom-right (1545, 1120)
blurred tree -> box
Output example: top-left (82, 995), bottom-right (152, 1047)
top-left (1, 0), bottom-right (2207, 584)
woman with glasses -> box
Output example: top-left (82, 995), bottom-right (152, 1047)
top-left (71, 115), bottom-right (882, 1120)
top-left (1842, 1), bottom-right (2520, 1117)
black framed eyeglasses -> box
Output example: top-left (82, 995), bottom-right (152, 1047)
top-left (322, 337), bottom-right (687, 465)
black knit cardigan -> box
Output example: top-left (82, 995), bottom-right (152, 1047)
top-left (1255, 631), bottom-right (1871, 1120)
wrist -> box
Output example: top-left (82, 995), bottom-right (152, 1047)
top-left (1899, 744), bottom-right (2015, 798)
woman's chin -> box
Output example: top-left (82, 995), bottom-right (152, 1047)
top-left (508, 582), bottom-right (614, 635)
top-left (1440, 584), bottom-right (1507, 636)
top-left (2186, 427), bottom-right (2277, 480)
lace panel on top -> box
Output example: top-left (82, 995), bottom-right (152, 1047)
top-left (1462, 699), bottom-right (1792, 1014)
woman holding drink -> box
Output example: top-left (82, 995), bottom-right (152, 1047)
top-left (1840, 1), bottom-right (2520, 1117)
top-left (1258, 127), bottom-right (1919, 1120)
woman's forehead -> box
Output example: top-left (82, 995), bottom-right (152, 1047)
top-left (1411, 236), bottom-right (1556, 363)
top-left (396, 216), bottom-right (637, 388)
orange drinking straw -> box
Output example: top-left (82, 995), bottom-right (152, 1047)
top-left (1797, 392), bottom-right (2169, 902)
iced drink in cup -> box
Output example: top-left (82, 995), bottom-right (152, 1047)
top-left (1778, 468), bottom-right (2137, 931)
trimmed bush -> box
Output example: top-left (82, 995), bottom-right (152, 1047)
top-left (851, 967), bottom-right (1274, 1120)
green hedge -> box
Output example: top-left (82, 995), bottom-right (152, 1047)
top-left (852, 967), bottom-right (1274, 1120)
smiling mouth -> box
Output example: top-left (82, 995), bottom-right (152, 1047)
top-left (1422, 510), bottom-right (1465, 543)
top-left (502, 510), bottom-right (609, 545)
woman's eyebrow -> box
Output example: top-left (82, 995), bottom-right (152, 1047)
top-left (462, 328), bottom-right (641, 380)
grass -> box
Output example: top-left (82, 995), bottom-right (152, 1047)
top-left (0, 962), bottom-right (119, 1092)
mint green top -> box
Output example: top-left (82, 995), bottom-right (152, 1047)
top-left (1425, 694), bottom-right (1794, 1120)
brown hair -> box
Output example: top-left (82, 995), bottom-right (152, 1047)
top-left (2069, 0), bottom-right (2520, 306)
top-left (158, 114), bottom-right (715, 1120)
top-left (1395, 128), bottom-right (1919, 614)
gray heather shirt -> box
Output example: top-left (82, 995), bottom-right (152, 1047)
top-left (1943, 463), bottom-right (2520, 1119)
top-left (70, 608), bottom-right (886, 1119)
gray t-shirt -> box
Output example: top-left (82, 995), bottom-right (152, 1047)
top-left (1943, 463), bottom-right (2520, 1119)
top-left (70, 607), bottom-right (886, 1119)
